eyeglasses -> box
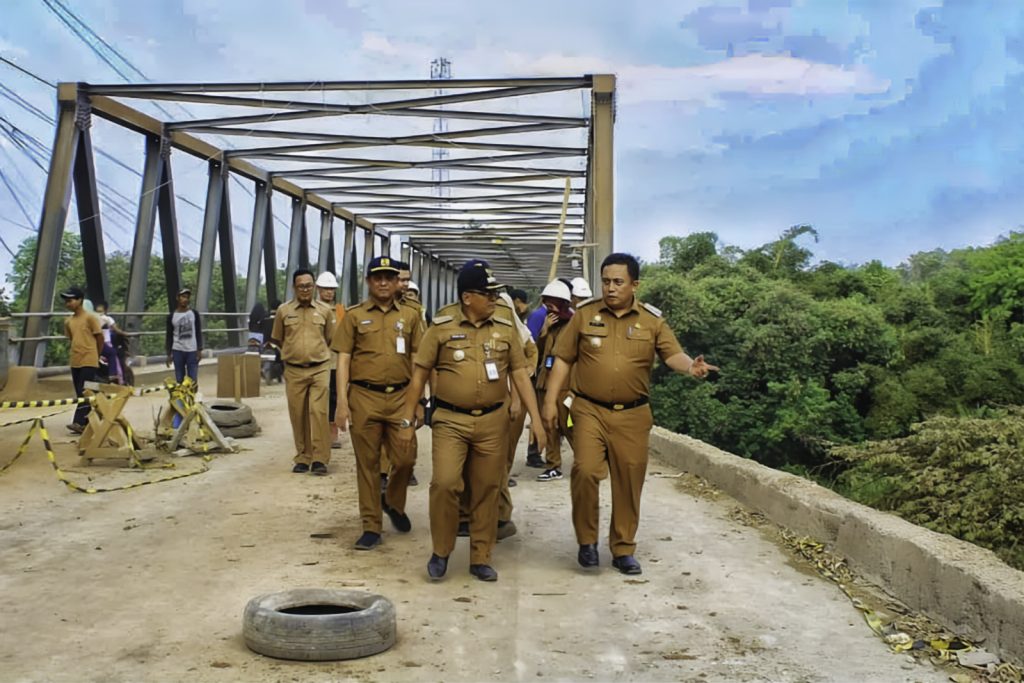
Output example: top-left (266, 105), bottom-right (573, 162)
top-left (465, 290), bottom-right (499, 300)
top-left (295, 284), bottom-right (315, 290)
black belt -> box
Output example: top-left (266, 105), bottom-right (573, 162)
top-left (576, 391), bottom-right (649, 411)
top-left (433, 398), bottom-right (503, 417)
top-left (286, 359), bottom-right (328, 368)
top-left (350, 379), bottom-right (409, 394)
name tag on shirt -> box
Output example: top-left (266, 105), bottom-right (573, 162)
top-left (484, 360), bottom-right (500, 381)
top-left (396, 336), bottom-right (406, 355)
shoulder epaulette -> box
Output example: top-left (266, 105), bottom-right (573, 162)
top-left (493, 317), bottom-right (512, 326)
top-left (576, 297), bottom-right (601, 308)
top-left (401, 298), bottom-right (422, 310)
top-left (436, 302), bottom-right (457, 316)
top-left (345, 302), bottom-right (362, 312)
top-left (432, 314), bottom-right (454, 325)
top-left (641, 302), bottom-right (663, 317)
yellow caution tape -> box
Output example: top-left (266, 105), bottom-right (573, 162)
top-left (0, 406), bottom-right (74, 429)
top-left (0, 396), bottom-right (93, 410)
top-left (0, 417), bottom-right (209, 493)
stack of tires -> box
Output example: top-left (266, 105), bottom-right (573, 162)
top-left (204, 400), bottom-right (260, 438)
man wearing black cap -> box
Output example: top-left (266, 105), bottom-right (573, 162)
top-left (165, 287), bottom-right (203, 386)
top-left (269, 269), bottom-right (336, 475)
top-left (397, 263), bottom-right (546, 582)
top-left (331, 256), bottom-right (425, 550)
top-left (60, 287), bottom-right (103, 434)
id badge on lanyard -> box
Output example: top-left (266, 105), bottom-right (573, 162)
top-left (484, 360), bottom-right (500, 381)
top-left (396, 336), bottom-right (406, 354)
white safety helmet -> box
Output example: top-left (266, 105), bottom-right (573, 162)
top-left (570, 277), bottom-right (593, 299)
top-left (540, 279), bottom-right (572, 302)
top-left (315, 272), bottom-right (339, 289)
top-left (407, 281), bottom-right (420, 293)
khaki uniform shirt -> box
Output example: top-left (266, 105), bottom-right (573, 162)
top-left (415, 307), bottom-right (526, 409)
top-left (535, 317), bottom-right (570, 391)
top-left (271, 299), bottom-right (334, 365)
top-left (64, 312), bottom-right (102, 368)
top-left (330, 299), bottom-right (426, 384)
top-left (435, 297), bottom-right (538, 368)
top-left (553, 297), bottom-right (684, 403)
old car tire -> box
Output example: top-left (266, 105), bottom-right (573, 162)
top-left (218, 420), bottom-right (261, 438)
top-left (203, 400), bottom-right (253, 427)
top-left (243, 589), bottom-right (396, 661)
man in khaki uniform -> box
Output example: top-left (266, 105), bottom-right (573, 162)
top-left (534, 279), bottom-right (575, 481)
top-left (269, 268), bottom-right (335, 475)
top-left (333, 257), bottom-right (425, 550)
top-left (434, 261), bottom-right (538, 540)
top-left (316, 271), bottom-right (344, 449)
top-left (397, 264), bottom-right (546, 582)
top-left (60, 286), bottom-right (103, 433)
top-left (543, 253), bottom-right (717, 575)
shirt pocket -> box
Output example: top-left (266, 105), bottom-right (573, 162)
top-left (355, 319), bottom-right (382, 336)
top-left (442, 339), bottom-right (473, 366)
top-left (580, 326), bottom-right (609, 358)
top-left (626, 325), bottom-right (654, 359)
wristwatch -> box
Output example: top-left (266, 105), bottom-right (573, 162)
top-left (399, 418), bottom-right (413, 429)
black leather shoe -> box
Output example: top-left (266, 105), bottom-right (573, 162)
top-left (382, 494), bottom-right (412, 533)
top-left (578, 543), bottom-right (599, 568)
top-left (427, 553), bottom-right (448, 580)
top-left (525, 452), bottom-right (545, 468)
top-left (310, 461), bottom-right (327, 476)
top-left (612, 554), bottom-right (642, 575)
top-left (457, 521), bottom-right (470, 537)
top-left (353, 531), bottom-right (381, 550)
top-left (469, 564), bottom-right (498, 582)
top-left (292, 463), bottom-right (310, 474)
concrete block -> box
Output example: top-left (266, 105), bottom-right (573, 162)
top-left (650, 427), bottom-right (1024, 665)
top-left (0, 366), bottom-right (39, 402)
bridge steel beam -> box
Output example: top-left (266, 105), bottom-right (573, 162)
top-left (244, 180), bottom-right (271, 315)
top-left (588, 74), bottom-right (616, 285)
top-left (340, 219), bottom-right (357, 306)
top-left (316, 210), bottom-right (336, 278)
top-left (20, 86), bottom-right (82, 365)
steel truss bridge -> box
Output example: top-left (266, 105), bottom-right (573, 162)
top-left (18, 75), bottom-right (615, 365)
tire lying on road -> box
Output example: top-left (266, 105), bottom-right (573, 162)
top-left (243, 588), bottom-right (396, 661)
top-left (203, 400), bottom-right (253, 428)
top-left (217, 420), bottom-right (261, 439)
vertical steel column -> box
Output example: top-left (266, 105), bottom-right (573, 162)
top-left (196, 158), bottom-right (226, 314)
top-left (285, 196), bottom-right (306, 301)
top-left (73, 123), bottom-right (108, 307)
top-left (400, 241), bottom-right (411, 268)
top-left (245, 180), bottom-right (270, 314)
top-left (361, 228), bottom-right (374, 300)
top-left (216, 172), bottom-right (241, 347)
top-left (380, 233), bottom-right (391, 259)
top-left (590, 74), bottom-right (616, 279)
top-left (20, 85), bottom-right (82, 365)
top-left (340, 218), bottom-right (356, 306)
top-left (125, 135), bottom-right (164, 339)
top-left (426, 256), bottom-right (438, 315)
top-left (157, 138), bottom-right (182, 313)
top-left (316, 210), bottom-right (335, 276)
top-left (262, 192), bottom-right (279, 308)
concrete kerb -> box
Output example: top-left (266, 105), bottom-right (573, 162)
top-left (649, 426), bottom-right (1024, 665)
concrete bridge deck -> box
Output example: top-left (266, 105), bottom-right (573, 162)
top-left (0, 371), bottom-right (965, 682)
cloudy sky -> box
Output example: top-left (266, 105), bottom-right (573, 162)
top-left (2, 0), bottom-right (1023, 289)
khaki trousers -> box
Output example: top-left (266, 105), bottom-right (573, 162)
top-left (569, 398), bottom-right (653, 556)
top-left (348, 385), bottom-right (416, 533)
top-left (538, 388), bottom-right (572, 469)
top-left (429, 408), bottom-right (508, 565)
top-left (497, 404), bottom-right (528, 522)
top-left (284, 364), bottom-right (331, 465)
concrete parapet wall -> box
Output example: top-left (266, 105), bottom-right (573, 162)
top-left (649, 426), bottom-right (1024, 664)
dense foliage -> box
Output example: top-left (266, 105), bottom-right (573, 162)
top-left (644, 229), bottom-right (1024, 568)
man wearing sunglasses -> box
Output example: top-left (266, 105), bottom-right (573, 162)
top-left (397, 263), bottom-right (546, 582)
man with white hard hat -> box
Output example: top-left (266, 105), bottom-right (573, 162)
top-left (569, 277), bottom-right (593, 307)
top-left (534, 279), bottom-right (575, 481)
top-left (316, 272), bottom-right (344, 448)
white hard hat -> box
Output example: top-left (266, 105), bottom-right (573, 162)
top-left (570, 277), bottom-right (593, 298)
top-left (407, 281), bottom-right (420, 293)
top-left (541, 279), bottom-right (572, 301)
top-left (315, 272), bottom-right (339, 288)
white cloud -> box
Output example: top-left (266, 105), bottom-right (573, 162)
top-left (505, 52), bottom-right (891, 106)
